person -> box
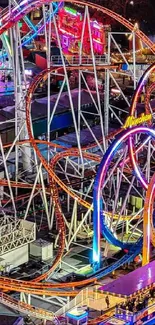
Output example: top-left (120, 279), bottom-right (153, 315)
top-left (105, 295), bottom-right (110, 309)
top-left (7, 74), bottom-right (11, 82)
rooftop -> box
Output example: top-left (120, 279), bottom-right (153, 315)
top-left (99, 261), bottom-right (155, 297)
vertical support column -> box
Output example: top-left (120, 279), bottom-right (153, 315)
top-left (67, 193), bottom-right (70, 213)
top-left (93, 193), bottom-right (102, 269)
top-left (142, 175), bottom-right (155, 266)
top-left (52, 6), bottom-right (84, 166)
top-left (146, 140), bottom-right (151, 182)
top-left (10, 19), bottom-right (32, 174)
top-left (104, 242), bottom-right (109, 258)
top-left (126, 220), bottom-right (129, 235)
top-left (20, 292), bottom-right (27, 304)
top-left (104, 32), bottom-right (111, 137)
top-left (104, 69), bottom-right (110, 137)
top-left (43, 3), bottom-right (52, 166)
top-left (132, 31), bottom-right (136, 90)
top-left (78, 8), bottom-right (87, 175)
top-left (142, 206), bottom-right (151, 266)
top-left (86, 6), bottom-right (106, 151)
top-left (0, 171), bottom-right (4, 200)
top-left (74, 200), bottom-right (77, 242)
top-left (28, 294), bottom-right (31, 305)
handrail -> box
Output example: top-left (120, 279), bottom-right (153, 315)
top-left (0, 292), bottom-right (56, 321)
top-left (51, 55), bottom-right (108, 66)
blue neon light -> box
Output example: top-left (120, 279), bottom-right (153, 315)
top-left (0, 2), bottom-right (61, 61)
top-left (93, 126), bottom-right (155, 267)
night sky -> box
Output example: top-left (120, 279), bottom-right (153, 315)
top-left (0, 0), bottom-right (154, 34)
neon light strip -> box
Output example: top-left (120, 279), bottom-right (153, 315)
top-left (2, 33), bottom-right (12, 56)
top-left (59, 27), bottom-right (79, 38)
top-left (64, 6), bottom-right (78, 16)
top-left (129, 136), bottom-right (148, 190)
top-left (93, 126), bottom-right (155, 264)
top-left (130, 63), bottom-right (155, 116)
top-left (93, 23), bottom-right (102, 30)
top-left (0, 2), bottom-right (61, 61)
top-left (146, 184), bottom-right (154, 262)
top-left (24, 15), bottom-right (37, 32)
top-left (129, 63), bottom-right (155, 191)
top-left (143, 174), bottom-right (155, 265)
top-left (93, 39), bottom-right (103, 45)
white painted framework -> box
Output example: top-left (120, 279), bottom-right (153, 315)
top-left (0, 0), bottom-right (154, 322)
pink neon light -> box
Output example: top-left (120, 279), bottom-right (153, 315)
top-left (129, 136), bottom-right (148, 190)
top-left (129, 63), bottom-right (155, 191)
top-left (12, 0), bottom-right (28, 13)
top-left (120, 135), bottom-right (151, 167)
top-left (96, 126), bottom-right (155, 261)
top-left (59, 27), bottom-right (79, 38)
top-left (146, 183), bottom-right (155, 262)
top-left (93, 39), bottom-right (103, 45)
top-left (130, 64), bottom-right (155, 115)
top-left (93, 23), bottom-right (102, 30)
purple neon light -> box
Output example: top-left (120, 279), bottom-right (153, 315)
top-left (129, 63), bottom-right (155, 191)
top-left (93, 126), bottom-right (155, 264)
top-left (130, 64), bottom-right (155, 115)
top-left (147, 182), bottom-right (155, 261)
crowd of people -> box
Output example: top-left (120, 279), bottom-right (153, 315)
top-left (116, 285), bottom-right (155, 314)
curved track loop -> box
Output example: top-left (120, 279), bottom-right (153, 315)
top-left (49, 148), bottom-right (133, 220)
top-left (143, 173), bottom-right (155, 265)
top-left (0, 0), bottom-right (154, 54)
top-left (0, 1), bottom-right (154, 319)
top-left (19, 65), bottom-right (155, 282)
top-left (93, 126), bottom-right (155, 264)
top-left (0, 145), bottom-right (140, 283)
top-left (129, 63), bottom-right (155, 191)
top-left (130, 64), bottom-right (155, 117)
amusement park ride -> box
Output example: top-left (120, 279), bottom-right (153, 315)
top-left (0, 0), bottom-right (154, 323)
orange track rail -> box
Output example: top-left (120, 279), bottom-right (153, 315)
top-left (143, 173), bottom-right (155, 265)
top-left (0, 0), bottom-right (153, 314)
top-left (0, 1), bottom-right (154, 53)
top-left (145, 82), bottom-right (155, 117)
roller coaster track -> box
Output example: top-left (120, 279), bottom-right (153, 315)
top-left (0, 142), bottom-right (143, 316)
top-left (0, 118), bottom-right (149, 319)
top-left (0, 83), bottom-right (147, 290)
top-left (0, 239), bottom-right (142, 323)
top-left (0, 1), bottom-right (62, 61)
top-left (0, 139), bottom-right (143, 314)
top-left (0, 1), bottom-right (153, 320)
top-left (0, 0), bottom-right (154, 54)
top-left (0, 292), bottom-right (58, 322)
top-left (143, 173), bottom-right (155, 265)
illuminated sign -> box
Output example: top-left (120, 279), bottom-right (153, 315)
top-left (123, 113), bottom-right (152, 129)
top-left (64, 6), bottom-right (81, 17)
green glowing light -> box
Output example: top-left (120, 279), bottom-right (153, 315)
top-left (64, 6), bottom-right (78, 16)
